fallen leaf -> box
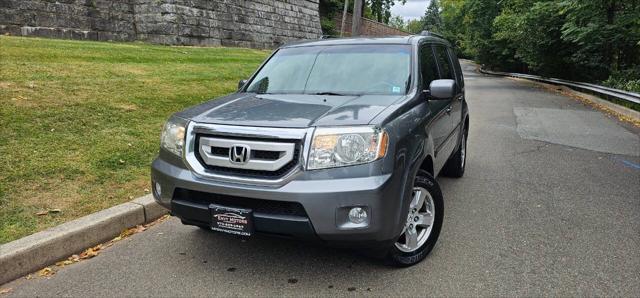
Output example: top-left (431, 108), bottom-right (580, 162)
top-left (79, 247), bottom-right (99, 259)
top-left (36, 210), bottom-right (48, 216)
top-left (0, 288), bottom-right (12, 294)
top-left (25, 274), bottom-right (33, 280)
top-left (119, 159), bottom-right (125, 164)
top-left (144, 188), bottom-right (150, 193)
top-left (38, 267), bottom-right (54, 277)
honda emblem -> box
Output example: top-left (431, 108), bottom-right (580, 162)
top-left (229, 145), bottom-right (250, 164)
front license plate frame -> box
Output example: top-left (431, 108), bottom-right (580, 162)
top-left (210, 204), bottom-right (253, 237)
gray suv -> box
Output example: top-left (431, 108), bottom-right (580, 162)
top-left (151, 33), bottom-right (469, 266)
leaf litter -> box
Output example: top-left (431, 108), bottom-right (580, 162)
top-left (25, 214), bottom-right (170, 280)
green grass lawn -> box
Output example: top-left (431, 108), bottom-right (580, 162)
top-left (0, 36), bottom-right (270, 243)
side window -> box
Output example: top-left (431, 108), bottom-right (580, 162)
top-left (433, 45), bottom-right (454, 80)
top-left (448, 47), bottom-right (464, 88)
top-left (419, 44), bottom-right (439, 90)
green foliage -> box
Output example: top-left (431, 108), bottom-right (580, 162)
top-left (321, 17), bottom-right (338, 36)
top-left (436, 0), bottom-right (640, 91)
top-left (603, 68), bottom-right (640, 93)
top-left (559, 0), bottom-right (640, 81)
top-left (422, 0), bottom-right (442, 33)
top-left (406, 19), bottom-right (425, 34)
top-left (388, 15), bottom-right (406, 30)
top-left (319, 0), bottom-right (344, 36)
top-left (368, 0), bottom-right (406, 23)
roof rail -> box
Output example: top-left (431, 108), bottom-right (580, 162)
top-left (419, 30), bottom-right (445, 39)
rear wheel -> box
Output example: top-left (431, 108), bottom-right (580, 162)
top-left (442, 125), bottom-right (467, 178)
top-left (387, 170), bottom-right (444, 267)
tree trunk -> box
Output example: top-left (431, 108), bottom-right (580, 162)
top-left (340, 0), bottom-right (349, 37)
top-left (352, 0), bottom-right (363, 36)
top-left (606, 0), bottom-right (617, 71)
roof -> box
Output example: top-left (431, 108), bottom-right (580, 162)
top-left (281, 34), bottom-right (450, 48)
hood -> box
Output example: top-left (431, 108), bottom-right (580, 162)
top-left (178, 93), bottom-right (404, 128)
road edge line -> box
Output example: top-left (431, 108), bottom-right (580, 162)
top-left (0, 196), bottom-right (168, 285)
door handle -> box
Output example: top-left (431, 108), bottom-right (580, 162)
top-left (446, 106), bottom-right (452, 114)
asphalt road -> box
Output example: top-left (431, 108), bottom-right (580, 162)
top-left (5, 62), bottom-right (640, 297)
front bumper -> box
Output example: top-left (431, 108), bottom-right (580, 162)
top-left (151, 157), bottom-right (408, 248)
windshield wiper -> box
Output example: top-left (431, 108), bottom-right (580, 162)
top-left (310, 92), bottom-right (349, 96)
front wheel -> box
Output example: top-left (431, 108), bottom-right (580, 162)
top-left (387, 170), bottom-right (444, 267)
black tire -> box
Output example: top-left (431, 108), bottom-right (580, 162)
top-left (387, 170), bottom-right (444, 267)
top-left (442, 126), bottom-right (467, 178)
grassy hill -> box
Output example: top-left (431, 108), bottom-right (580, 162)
top-left (0, 36), bottom-right (270, 243)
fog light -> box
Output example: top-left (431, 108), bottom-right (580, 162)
top-left (154, 182), bottom-right (162, 197)
top-left (348, 207), bottom-right (368, 224)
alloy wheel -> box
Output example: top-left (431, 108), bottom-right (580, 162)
top-left (394, 187), bottom-right (435, 253)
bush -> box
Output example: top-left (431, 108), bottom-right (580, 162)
top-left (603, 68), bottom-right (640, 93)
top-left (321, 17), bottom-right (338, 37)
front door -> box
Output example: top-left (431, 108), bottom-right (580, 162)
top-left (420, 44), bottom-right (452, 172)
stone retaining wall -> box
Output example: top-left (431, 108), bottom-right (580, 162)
top-left (0, 0), bottom-right (322, 49)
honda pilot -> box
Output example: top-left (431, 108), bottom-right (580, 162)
top-left (151, 32), bottom-right (469, 266)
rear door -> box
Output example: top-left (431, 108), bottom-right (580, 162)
top-left (446, 47), bottom-right (464, 134)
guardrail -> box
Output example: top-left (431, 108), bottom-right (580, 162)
top-left (479, 68), bottom-right (640, 106)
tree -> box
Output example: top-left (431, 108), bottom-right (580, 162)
top-left (493, 0), bottom-right (575, 76)
top-left (319, 0), bottom-right (345, 36)
top-left (435, 0), bottom-right (639, 90)
top-left (367, 0), bottom-right (406, 24)
top-left (388, 15), bottom-right (406, 31)
top-left (440, 0), bottom-right (467, 56)
top-left (560, 0), bottom-right (640, 81)
top-left (406, 19), bottom-right (425, 34)
top-left (421, 0), bottom-right (442, 33)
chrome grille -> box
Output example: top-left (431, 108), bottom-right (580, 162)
top-left (198, 137), bottom-right (295, 171)
top-left (184, 122), bottom-right (312, 185)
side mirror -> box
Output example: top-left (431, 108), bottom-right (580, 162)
top-left (238, 79), bottom-right (248, 91)
top-left (428, 79), bottom-right (456, 100)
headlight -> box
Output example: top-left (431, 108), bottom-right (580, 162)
top-left (160, 115), bottom-right (188, 157)
top-left (308, 126), bottom-right (388, 170)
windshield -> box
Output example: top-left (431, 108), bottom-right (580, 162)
top-left (246, 45), bottom-right (412, 95)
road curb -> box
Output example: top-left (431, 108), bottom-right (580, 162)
top-left (0, 196), bottom-right (168, 285)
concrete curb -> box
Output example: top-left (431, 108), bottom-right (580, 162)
top-left (0, 195), bottom-right (168, 285)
